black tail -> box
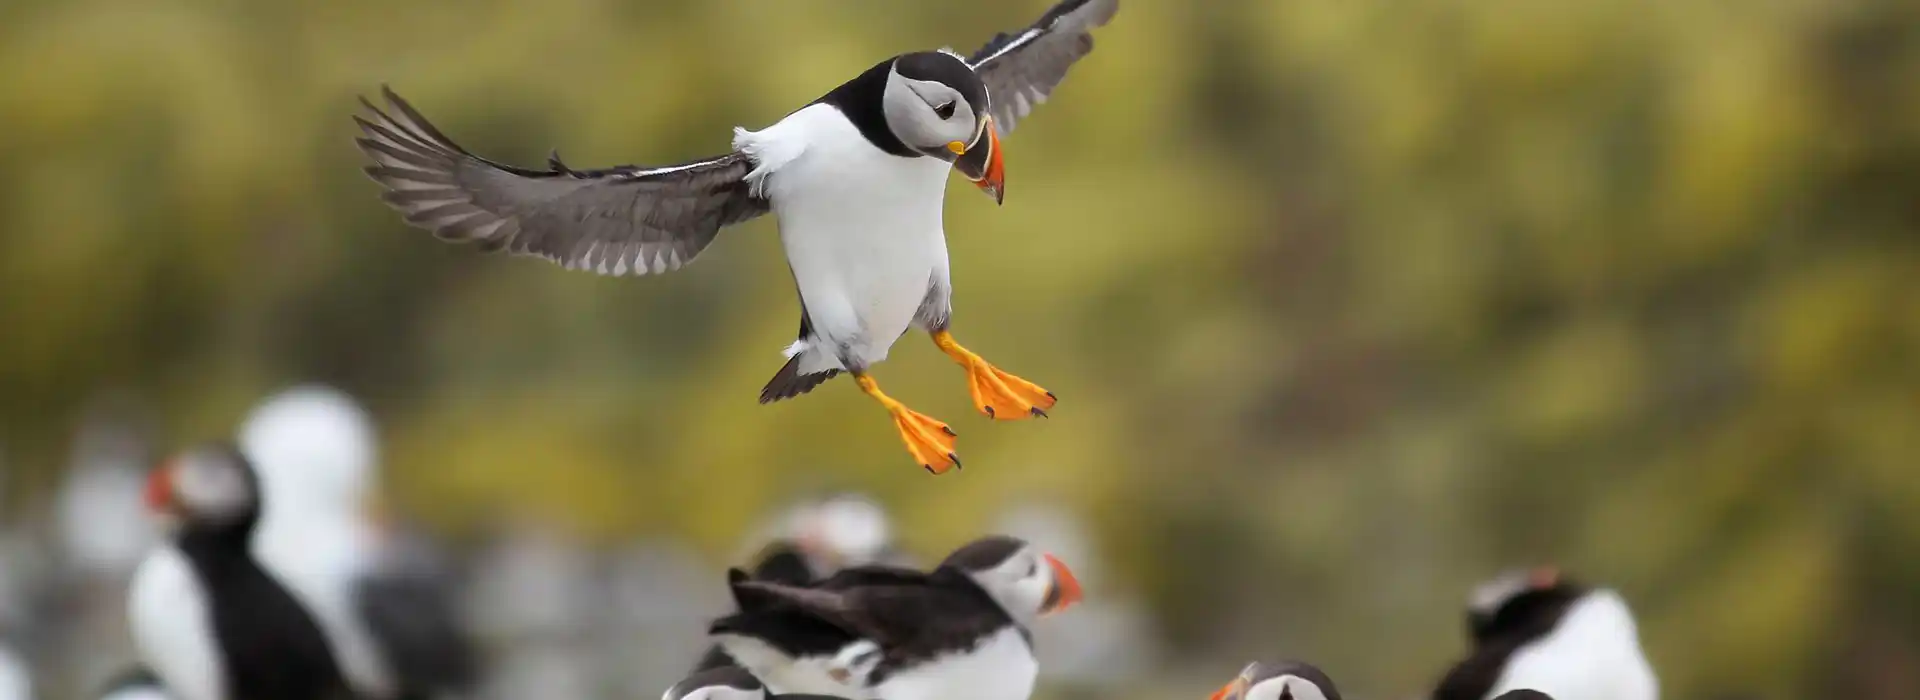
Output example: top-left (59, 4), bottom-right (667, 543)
top-left (758, 355), bottom-right (839, 404)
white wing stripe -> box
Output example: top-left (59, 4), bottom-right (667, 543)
top-left (971, 29), bottom-right (1043, 68)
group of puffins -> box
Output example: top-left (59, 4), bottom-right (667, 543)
top-left (112, 386), bottom-right (1658, 700)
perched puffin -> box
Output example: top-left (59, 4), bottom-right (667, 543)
top-left (696, 493), bottom-right (909, 673)
top-left (97, 666), bottom-right (173, 700)
top-left (237, 386), bottom-right (480, 700)
top-left (664, 665), bottom-right (852, 700)
top-left (352, 0), bottom-right (1121, 473)
top-left (127, 444), bottom-right (354, 700)
top-left (1432, 568), bottom-right (1657, 700)
top-left (1207, 660), bottom-right (1342, 700)
top-left (708, 535), bottom-right (1083, 700)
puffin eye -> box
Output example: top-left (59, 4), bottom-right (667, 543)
top-left (934, 101), bottom-right (957, 120)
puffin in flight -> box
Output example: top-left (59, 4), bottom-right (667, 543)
top-left (353, 0), bottom-right (1120, 473)
top-left (1431, 567), bottom-right (1657, 700)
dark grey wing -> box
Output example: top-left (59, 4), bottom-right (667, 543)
top-left (965, 0), bottom-right (1120, 135)
top-left (355, 571), bottom-right (481, 697)
top-left (353, 86), bottom-right (768, 276)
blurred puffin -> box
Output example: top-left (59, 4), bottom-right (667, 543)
top-left (694, 494), bottom-right (905, 673)
top-left (352, 0), bottom-right (1121, 473)
top-left (237, 386), bottom-right (480, 700)
top-left (1432, 568), bottom-right (1656, 700)
top-left (97, 666), bottom-right (173, 700)
top-left (128, 444), bottom-right (354, 700)
top-left (708, 535), bottom-right (1082, 700)
top-left (1207, 660), bottom-right (1342, 700)
top-left (664, 665), bottom-right (851, 700)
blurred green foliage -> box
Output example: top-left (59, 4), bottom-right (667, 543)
top-left (2, 0), bottom-right (1918, 698)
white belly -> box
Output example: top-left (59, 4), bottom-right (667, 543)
top-left (870, 628), bottom-right (1038, 700)
top-left (1490, 591), bottom-right (1659, 700)
top-left (756, 104), bottom-right (953, 370)
top-left (129, 547), bottom-right (224, 700)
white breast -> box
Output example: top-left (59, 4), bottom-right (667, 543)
top-left (870, 628), bottom-right (1038, 700)
top-left (129, 547), bottom-right (223, 700)
top-left (1490, 591), bottom-right (1659, 700)
top-left (740, 104), bottom-right (953, 369)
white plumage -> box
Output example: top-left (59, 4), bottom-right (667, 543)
top-left (737, 103), bottom-right (955, 376)
top-left (1488, 590), bottom-right (1659, 700)
top-left (127, 548), bottom-right (223, 700)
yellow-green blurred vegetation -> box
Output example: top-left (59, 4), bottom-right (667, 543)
top-left (3, 0), bottom-right (1919, 698)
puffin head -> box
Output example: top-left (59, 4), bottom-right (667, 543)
top-left (662, 666), bottom-right (768, 700)
top-left (145, 444), bottom-right (260, 532)
top-left (938, 535), bottom-right (1083, 624)
top-left (882, 50), bottom-right (1005, 204)
top-left (1465, 566), bottom-right (1588, 644)
top-left (1209, 661), bottom-right (1343, 700)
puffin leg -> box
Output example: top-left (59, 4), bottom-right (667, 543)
top-left (931, 330), bottom-right (1057, 420)
top-left (853, 372), bottom-right (961, 474)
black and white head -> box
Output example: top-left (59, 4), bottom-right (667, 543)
top-left (144, 444), bottom-right (260, 532)
top-left (939, 535), bottom-right (1083, 625)
top-left (1209, 661), bottom-right (1343, 700)
top-left (883, 51), bottom-right (1005, 202)
top-left (1466, 567), bottom-right (1588, 645)
top-left (664, 666), bottom-right (768, 700)
top-left (1492, 691), bottom-right (1555, 700)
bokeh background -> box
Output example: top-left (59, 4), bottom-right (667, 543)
top-left (3, 0), bottom-right (1919, 699)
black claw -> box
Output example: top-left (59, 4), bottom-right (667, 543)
top-left (1030, 407), bottom-right (1048, 419)
top-left (1045, 391), bottom-right (1057, 400)
top-left (984, 406), bottom-right (996, 418)
top-left (942, 425), bottom-right (957, 437)
top-left (925, 465), bottom-right (937, 475)
top-left (949, 454), bottom-right (962, 469)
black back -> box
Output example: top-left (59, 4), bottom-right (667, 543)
top-left (1433, 582), bottom-right (1588, 700)
top-left (695, 541), bottom-right (836, 673)
top-left (355, 568), bottom-right (480, 700)
top-left (172, 447), bottom-right (353, 700)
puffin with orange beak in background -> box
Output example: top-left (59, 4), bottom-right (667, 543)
top-left (353, 0), bottom-right (1119, 474)
top-left (127, 445), bottom-right (353, 700)
top-left (1208, 661), bottom-right (1343, 700)
top-left (708, 535), bottom-right (1083, 700)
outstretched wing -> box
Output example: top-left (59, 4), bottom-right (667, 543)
top-left (966, 0), bottom-right (1120, 135)
top-left (353, 86), bottom-right (769, 276)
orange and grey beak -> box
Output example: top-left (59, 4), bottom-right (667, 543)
top-left (1210, 676), bottom-right (1250, 700)
top-left (950, 116), bottom-right (1005, 205)
top-left (144, 459), bottom-right (178, 514)
top-left (1039, 553), bottom-right (1083, 616)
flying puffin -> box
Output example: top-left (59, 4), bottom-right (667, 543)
top-left (1432, 568), bottom-right (1657, 700)
top-left (708, 535), bottom-right (1083, 700)
top-left (1207, 660), bottom-right (1343, 700)
top-left (352, 0), bottom-right (1120, 473)
top-left (127, 444), bottom-right (355, 700)
top-left (665, 665), bottom-right (852, 700)
top-left (236, 386), bottom-right (480, 700)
